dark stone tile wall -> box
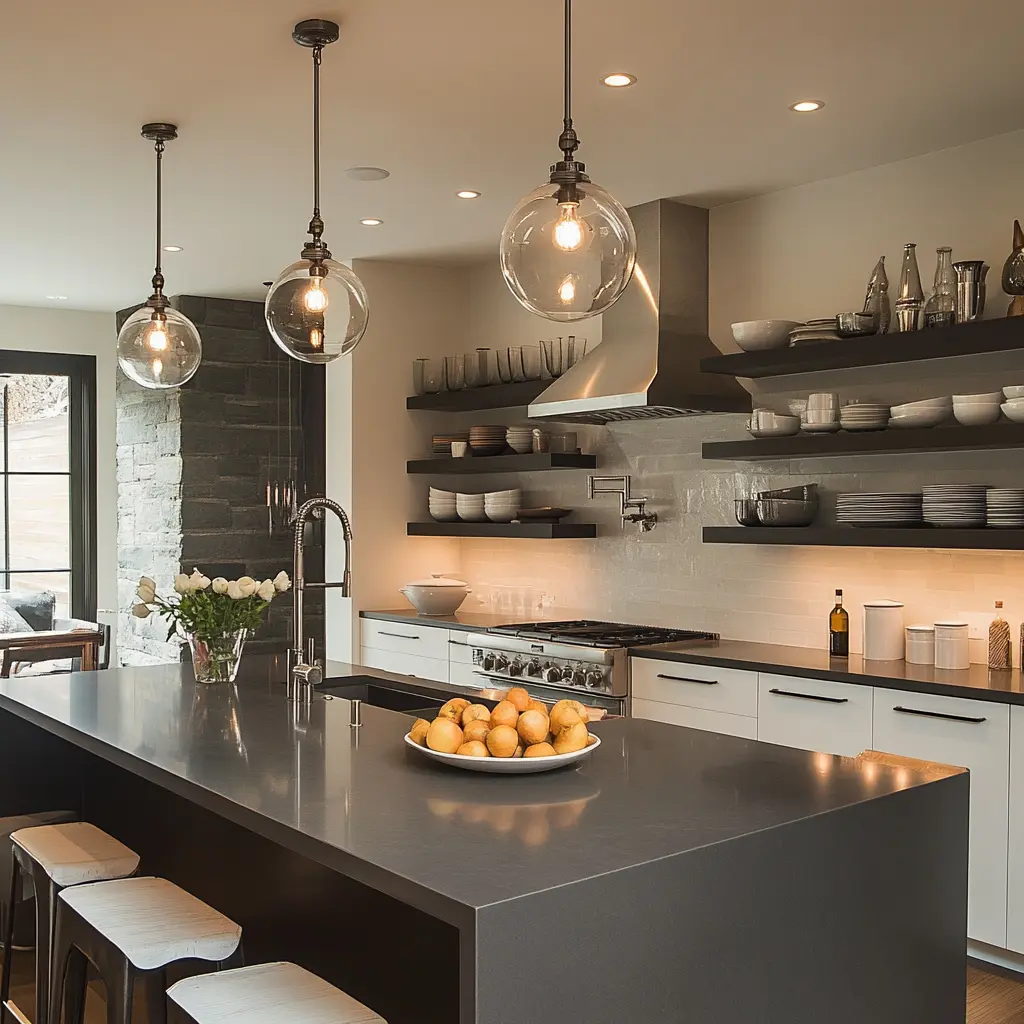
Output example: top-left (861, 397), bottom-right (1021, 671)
top-left (116, 296), bottom-right (322, 665)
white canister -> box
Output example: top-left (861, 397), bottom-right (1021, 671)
top-left (863, 601), bottom-right (905, 661)
top-left (905, 624), bottom-right (935, 666)
top-left (934, 621), bottom-right (970, 670)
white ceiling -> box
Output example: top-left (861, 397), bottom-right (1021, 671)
top-left (2, 0), bottom-right (1022, 312)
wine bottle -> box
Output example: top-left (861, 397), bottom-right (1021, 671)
top-left (829, 589), bottom-right (850, 657)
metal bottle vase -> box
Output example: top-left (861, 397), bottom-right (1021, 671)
top-left (895, 243), bottom-right (925, 332)
top-left (953, 261), bottom-right (989, 323)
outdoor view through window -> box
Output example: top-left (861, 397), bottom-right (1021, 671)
top-left (2, 374), bottom-right (71, 616)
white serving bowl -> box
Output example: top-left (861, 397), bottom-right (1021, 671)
top-left (1003, 386), bottom-right (1024, 400)
top-left (730, 320), bottom-right (804, 352)
top-left (1001, 402), bottom-right (1024, 423)
top-left (953, 392), bottom-right (1002, 404)
top-left (400, 576), bottom-right (470, 616)
top-left (429, 487), bottom-right (456, 500)
top-left (891, 397), bottom-right (952, 415)
top-left (954, 403), bottom-right (1002, 426)
top-left (485, 488), bottom-right (522, 502)
top-left (405, 732), bottom-right (601, 773)
top-left (889, 409), bottom-right (950, 429)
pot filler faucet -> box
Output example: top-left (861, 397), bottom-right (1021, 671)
top-left (588, 475), bottom-right (658, 532)
top-left (289, 496), bottom-right (352, 703)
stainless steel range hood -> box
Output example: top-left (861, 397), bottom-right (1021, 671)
top-left (528, 199), bottom-right (750, 423)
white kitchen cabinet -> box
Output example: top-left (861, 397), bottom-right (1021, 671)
top-left (872, 687), bottom-right (1009, 948)
top-left (359, 646), bottom-right (449, 683)
top-left (1005, 706), bottom-right (1024, 953)
top-left (360, 619), bottom-right (451, 662)
top-left (631, 697), bottom-right (757, 739)
top-left (757, 674), bottom-right (873, 757)
top-left (631, 658), bottom-right (758, 717)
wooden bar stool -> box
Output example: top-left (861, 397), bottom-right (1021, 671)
top-left (167, 962), bottom-right (387, 1023)
top-left (50, 876), bottom-right (243, 1024)
top-left (0, 822), bottom-right (138, 1024)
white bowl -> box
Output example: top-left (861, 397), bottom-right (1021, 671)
top-left (953, 392), bottom-right (1002, 404)
top-left (485, 489), bottom-right (522, 501)
top-left (429, 487), bottom-right (456, 500)
top-left (1002, 402), bottom-right (1024, 423)
top-left (400, 583), bottom-right (470, 616)
top-left (891, 397), bottom-right (952, 415)
top-left (1003, 386), bottom-right (1024, 400)
top-left (730, 320), bottom-right (804, 352)
top-left (954, 404), bottom-right (1002, 426)
top-left (405, 732), bottom-right (601, 773)
top-left (889, 411), bottom-right (949, 429)
top-left (485, 508), bottom-right (518, 523)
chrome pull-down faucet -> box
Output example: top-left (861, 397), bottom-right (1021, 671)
top-left (289, 496), bottom-right (353, 703)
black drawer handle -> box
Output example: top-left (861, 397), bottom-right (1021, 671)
top-left (657, 673), bottom-right (718, 686)
top-left (893, 706), bottom-right (986, 725)
top-left (378, 631), bottom-right (420, 641)
top-left (769, 688), bottom-right (848, 705)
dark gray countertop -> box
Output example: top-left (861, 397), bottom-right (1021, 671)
top-left (631, 639), bottom-right (1024, 705)
top-left (0, 654), bottom-right (932, 924)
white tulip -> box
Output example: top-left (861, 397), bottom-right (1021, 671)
top-left (131, 603), bottom-right (151, 619)
top-left (257, 579), bottom-right (276, 602)
top-left (173, 573), bottom-right (192, 595)
top-left (188, 569), bottom-right (209, 591)
top-left (211, 577), bottom-right (229, 595)
top-left (273, 570), bottom-right (292, 592)
top-left (226, 580), bottom-right (244, 600)
top-left (236, 576), bottom-right (258, 598)
top-left (136, 576), bottom-right (156, 604)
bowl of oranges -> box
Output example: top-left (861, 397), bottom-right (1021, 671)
top-left (404, 687), bottom-right (600, 774)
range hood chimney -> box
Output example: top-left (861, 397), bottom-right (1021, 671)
top-left (528, 199), bottom-right (750, 423)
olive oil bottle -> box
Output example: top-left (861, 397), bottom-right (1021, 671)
top-left (829, 589), bottom-right (850, 657)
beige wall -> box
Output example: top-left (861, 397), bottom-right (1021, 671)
top-left (0, 304), bottom-right (118, 645)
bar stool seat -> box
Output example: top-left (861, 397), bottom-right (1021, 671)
top-left (58, 877), bottom-right (242, 971)
top-left (11, 822), bottom-right (139, 888)
top-left (168, 962), bottom-right (387, 1023)
top-left (0, 812), bottom-right (75, 935)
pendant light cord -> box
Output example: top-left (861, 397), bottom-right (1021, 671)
top-left (152, 138), bottom-right (165, 299)
top-left (563, 0), bottom-right (572, 129)
top-left (312, 44), bottom-right (322, 219)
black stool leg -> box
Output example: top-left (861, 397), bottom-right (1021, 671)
top-left (59, 948), bottom-right (88, 1024)
top-left (48, 892), bottom-right (75, 1024)
top-left (105, 961), bottom-right (134, 1024)
top-left (0, 855), bottom-right (20, 1013)
top-left (144, 968), bottom-right (167, 1024)
top-left (27, 866), bottom-right (55, 1024)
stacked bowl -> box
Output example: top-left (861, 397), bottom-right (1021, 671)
top-left (986, 488), bottom-right (1024, 528)
top-left (456, 492), bottom-right (488, 522)
top-left (889, 397), bottom-right (952, 429)
top-left (922, 484), bottom-right (988, 527)
top-left (789, 319), bottom-right (841, 346)
top-left (428, 487), bottom-right (459, 522)
top-left (484, 488), bottom-right (522, 523)
top-left (1002, 386), bottom-right (1024, 423)
top-left (469, 425), bottom-right (507, 455)
top-left (730, 320), bottom-right (804, 352)
top-left (505, 426), bottom-right (534, 454)
top-left (839, 402), bottom-right (890, 432)
top-left (953, 392), bottom-right (1002, 426)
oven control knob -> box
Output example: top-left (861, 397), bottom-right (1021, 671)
top-left (481, 653), bottom-right (496, 672)
top-left (508, 659), bottom-right (524, 677)
top-left (493, 654), bottom-right (509, 673)
top-left (570, 668), bottom-right (588, 687)
top-left (585, 670), bottom-right (605, 690)
top-left (525, 659), bottom-right (542, 677)
top-left (559, 665), bottom-right (577, 683)
top-left (544, 665), bottom-right (563, 684)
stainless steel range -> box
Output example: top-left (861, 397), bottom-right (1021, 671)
top-left (465, 620), bottom-right (718, 716)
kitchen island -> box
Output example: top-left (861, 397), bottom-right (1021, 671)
top-left (0, 657), bottom-right (968, 1023)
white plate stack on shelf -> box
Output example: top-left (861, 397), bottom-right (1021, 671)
top-left (922, 484), bottom-right (988, 528)
top-left (428, 487), bottom-right (459, 522)
top-left (789, 319), bottom-right (841, 346)
top-left (484, 488), bottom-right (522, 523)
top-left (986, 488), bottom-right (1024, 528)
top-left (838, 402), bottom-right (890, 432)
top-left (836, 492), bottom-right (923, 527)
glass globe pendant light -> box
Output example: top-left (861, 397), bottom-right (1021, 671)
top-left (117, 124), bottom-right (202, 389)
top-left (265, 20), bottom-right (369, 364)
top-left (499, 0), bottom-right (637, 323)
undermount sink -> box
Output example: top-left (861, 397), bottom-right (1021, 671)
top-left (317, 674), bottom-right (466, 718)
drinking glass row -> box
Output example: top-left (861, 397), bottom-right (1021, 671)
top-left (412, 337), bottom-right (588, 394)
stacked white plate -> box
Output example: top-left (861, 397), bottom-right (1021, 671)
top-left (468, 425), bottom-right (507, 455)
top-left (789, 319), bottom-right (841, 346)
top-left (505, 427), bottom-right (534, 454)
top-left (456, 492), bottom-right (488, 522)
top-left (836, 492), bottom-right (923, 527)
top-left (922, 484), bottom-right (988, 527)
top-left (986, 488), bottom-right (1024, 528)
top-left (839, 403), bottom-right (890, 432)
top-left (428, 487), bottom-right (459, 522)
top-left (484, 488), bottom-right (522, 523)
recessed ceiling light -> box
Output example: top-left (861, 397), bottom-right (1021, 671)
top-left (601, 73), bottom-right (636, 88)
top-left (790, 99), bottom-right (824, 112)
top-left (360, 218), bottom-right (383, 226)
top-left (345, 166), bottom-right (390, 181)
top-left (46, 295), bottom-right (68, 301)
top-left (162, 244), bottom-right (183, 252)
top-left (456, 190), bottom-right (481, 199)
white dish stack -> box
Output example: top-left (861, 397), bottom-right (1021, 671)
top-left (428, 487), bottom-right (459, 522)
top-left (836, 492), bottom-right (923, 527)
top-left (952, 392), bottom-right (1003, 426)
top-left (839, 402), bottom-right (890, 432)
top-left (986, 489), bottom-right (1024, 528)
top-left (922, 484), bottom-right (988, 528)
top-left (905, 625), bottom-right (936, 665)
top-left (934, 621), bottom-right (970, 670)
top-left (863, 601), bottom-right (905, 661)
top-left (483, 488), bottom-right (522, 523)
top-left (505, 427), bottom-right (534, 454)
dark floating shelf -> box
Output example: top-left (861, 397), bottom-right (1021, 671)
top-left (702, 422), bottom-right (1024, 461)
top-left (406, 380), bottom-right (548, 412)
top-left (703, 526), bottom-right (1024, 551)
top-left (407, 452), bottom-right (596, 474)
top-left (408, 522), bottom-right (597, 539)
top-left (701, 316), bottom-right (1024, 379)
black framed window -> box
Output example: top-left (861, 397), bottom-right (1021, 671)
top-left (0, 351), bottom-right (96, 620)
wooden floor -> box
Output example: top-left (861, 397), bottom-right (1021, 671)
top-left (4, 952), bottom-right (1024, 1021)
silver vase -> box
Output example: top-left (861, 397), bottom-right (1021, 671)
top-left (953, 261), bottom-right (989, 323)
top-left (895, 243), bottom-right (925, 332)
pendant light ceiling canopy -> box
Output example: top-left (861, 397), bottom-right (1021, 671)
top-left (499, 0), bottom-right (637, 323)
top-left (265, 19), bottom-right (369, 365)
top-left (116, 123), bottom-right (202, 390)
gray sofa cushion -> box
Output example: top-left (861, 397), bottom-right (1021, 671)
top-left (0, 598), bottom-right (31, 634)
top-left (0, 589), bottom-right (55, 631)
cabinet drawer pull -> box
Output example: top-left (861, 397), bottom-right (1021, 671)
top-left (892, 705), bottom-right (986, 724)
top-left (656, 673), bottom-right (718, 686)
top-left (378, 631), bottom-right (420, 641)
top-left (768, 688), bottom-right (848, 705)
